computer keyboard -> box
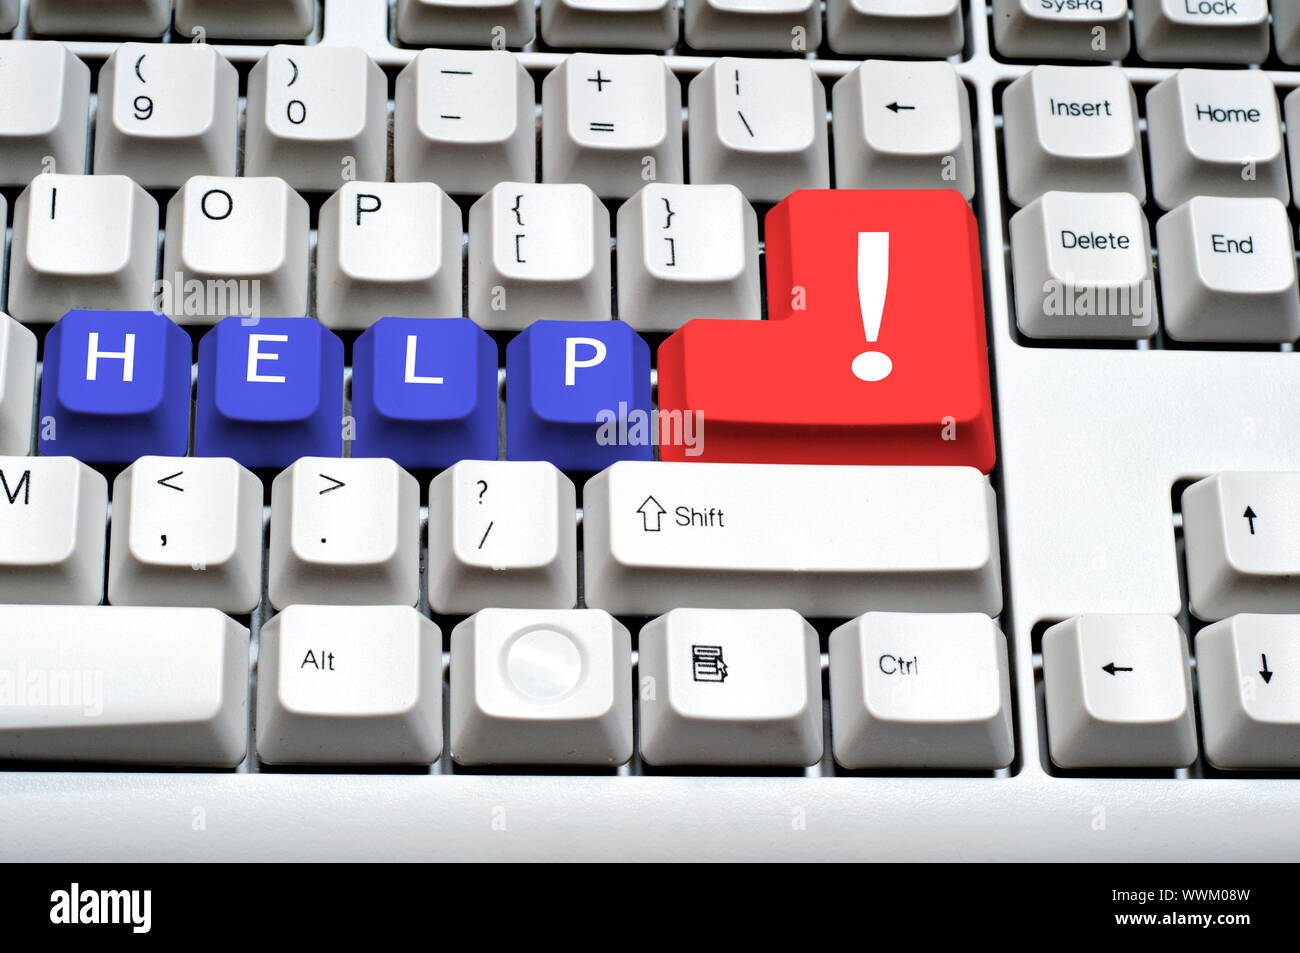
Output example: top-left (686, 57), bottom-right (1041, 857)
top-left (1, 0), bottom-right (1300, 862)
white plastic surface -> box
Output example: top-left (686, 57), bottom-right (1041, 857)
top-left (5, 1), bottom-right (1300, 861)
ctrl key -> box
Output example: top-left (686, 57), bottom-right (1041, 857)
top-left (1042, 615), bottom-right (1198, 770)
top-left (257, 605), bottom-right (443, 766)
top-left (828, 612), bottom-right (1013, 771)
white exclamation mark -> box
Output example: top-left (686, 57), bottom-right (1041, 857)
top-left (852, 231), bottom-right (893, 382)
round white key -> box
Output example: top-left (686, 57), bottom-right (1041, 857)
top-left (541, 0), bottom-right (678, 50)
top-left (1010, 191), bottom-right (1157, 340)
top-left (394, 0), bottom-right (535, 47)
top-left (257, 605), bottom-right (443, 766)
top-left (8, 173), bottom-right (159, 324)
top-left (29, 0), bottom-right (171, 36)
top-left (1196, 614), bottom-right (1300, 770)
top-left (687, 57), bottom-right (829, 204)
top-left (542, 52), bottom-right (683, 199)
top-left (394, 49), bottom-right (535, 195)
top-left (269, 457), bottom-right (422, 609)
top-left (468, 182), bottom-right (612, 329)
top-left (316, 182), bottom-right (463, 330)
top-left (1183, 472), bottom-right (1300, 619)
top-left (1042, 615), bottom-right (1198, 770)
top-left (616, 183), bottom-right (760, 332)
top-left (991, 0), bottom-right (1131, 61)
top-left (1146, 69), bottom-right (1289, 210)
top-left (245, 45), bottom-right (388, 193)
top-left (0, 41), bottom-right (90, 185)
top-left (827, 0), bottom-right (963, 57)
top-left (639, 608), bottom-right (823, 767)
top-left (175, 0), bottom-right (315, 40)
top-left (161, 175), bottom-right (309, 325)
top-left (832, 59), bottom-right (974, 199)
top-left (94, 43), bottom-right (239, 188)
top-left (1002, 66), bottom-right (1145, 207)
top-left (684, 0), bottom-right (821, 52)
top-left (0, 456), bottom-right (106, 605)
top-left (426, 460), bottom-right (578, 614)
top-left (1156, 197), bottom-right (1300, 344)
top-left (829, 612), bottom-right (1013, 771)
top-left (108, 456), bottom-right (264, 613)
top-left (1133, 0), bottom-right (1270, 64)
top-left (0, 313), bottom-right (37, 456)
top-left (450, 608), bottom-right (634, 766)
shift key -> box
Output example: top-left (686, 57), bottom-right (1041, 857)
top-left (582, 462), bottom-right (1002, 617)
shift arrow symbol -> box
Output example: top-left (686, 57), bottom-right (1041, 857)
top-left (1261, 654), bottom-right (1274, 684)
top-left (1243, 506), bottom-right (1258, 534)
top-left (637, 495), bottom-right (667, 532)
top-left (156, 471), bottom-right (184, 492)
top-left (1102, 662), bottom-right (1134, 676)
top-left (885, 101), bottom-right (915, 113)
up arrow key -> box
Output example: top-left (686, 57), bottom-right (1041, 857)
top-left (657, 190), bottom-right (994, 470)
top-left (637, 495), bottom-right (666, 532)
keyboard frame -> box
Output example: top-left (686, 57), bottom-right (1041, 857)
top-left (3, 0), bottom-right (1300, 861)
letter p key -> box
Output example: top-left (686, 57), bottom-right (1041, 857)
top-left (565, 336), bottom-right (607, 385)
top-left (657, 189), bottom-right (995, 471)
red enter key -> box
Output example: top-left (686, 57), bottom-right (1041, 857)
top-left (657, 189), bottom-right (995, 472)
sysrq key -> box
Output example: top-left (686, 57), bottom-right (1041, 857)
top-left (658, 189), bottom-right (994, 471)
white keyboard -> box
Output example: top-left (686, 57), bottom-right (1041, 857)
top-left (2, 0), bottom-right (1300, 862)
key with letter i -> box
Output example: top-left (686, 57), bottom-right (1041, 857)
top-left (657, 189), bottom-right (995, 470)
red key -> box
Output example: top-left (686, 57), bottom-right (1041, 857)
top-left (657, 189), bottom-right (995, 472)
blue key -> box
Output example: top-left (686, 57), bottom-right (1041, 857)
top-left (506, 320), bottom-right (652, 470)
top-left (352, 317), bottom-right (498, 468)
top-left (39, 310), bottom-right (191, 463)
top-left (195, 316), bottom-right (344, 468)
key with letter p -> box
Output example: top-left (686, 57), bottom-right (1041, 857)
top-left (657, 189), bottom-right (994, 471)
